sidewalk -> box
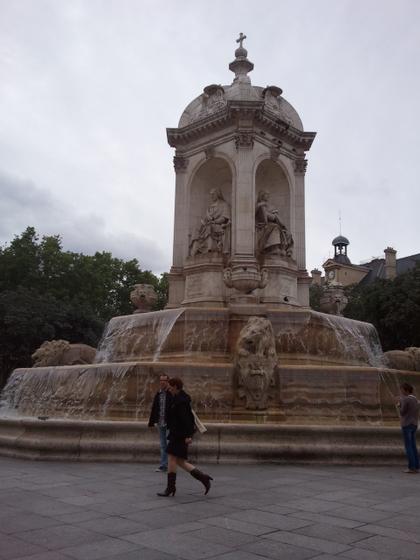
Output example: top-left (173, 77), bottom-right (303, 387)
top-left (0, 458), bottom-right (419, 559)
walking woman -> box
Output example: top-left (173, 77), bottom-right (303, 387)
top-left (157, 377), bottom-right (213, 496)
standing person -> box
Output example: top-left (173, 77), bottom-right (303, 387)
top-left (396, 382), bottom-right (419, 473)
top-left (157, 377), bottom-right (213, 497)
top-left (148, 373), bottom-right (172, 473)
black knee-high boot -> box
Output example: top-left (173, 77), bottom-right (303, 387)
top-left (157, 472), bottom-right (176, 497)
top-left (190, 468), bottom-right (213, 495)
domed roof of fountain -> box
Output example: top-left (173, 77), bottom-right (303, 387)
top-left (178, 33), bottom-right (303, 130)
top-left (332, 235), bottom-right (350, 246)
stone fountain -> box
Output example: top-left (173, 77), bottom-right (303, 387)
top-left (0, 35), bottom-right (419, 464)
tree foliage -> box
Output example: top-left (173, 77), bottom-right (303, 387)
top-left (343, 265), bottom-right (420, 351)
top-left (0, 227), bottom-right (167, 387)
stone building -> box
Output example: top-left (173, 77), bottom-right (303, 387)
top-left (312, 236), bottom-right (420, 288)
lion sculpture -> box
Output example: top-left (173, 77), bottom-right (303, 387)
top-left (384, 347), bottom-right (420, 372)
top-left (32, 340), bottom-right (97, 367)
top-left (130, 283), bottom-right (158, 313)
top-left (235, 317), bottom-right (277, 410)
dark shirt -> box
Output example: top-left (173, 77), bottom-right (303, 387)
top-left (167, 390), bottom-right (195, 439)
top-left (148, 389), bottom-right (172, 427)
top-left (399, 395), bottom-right (420, 427)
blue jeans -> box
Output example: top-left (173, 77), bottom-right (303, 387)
top-left (158, 426), bottom-right (168, 469)
top-left (402, 424), bottom-right (419, 471)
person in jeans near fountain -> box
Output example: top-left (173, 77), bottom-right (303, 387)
top-left (157, 377), bottom-right (213, 497)
top-left (396, 382), bottom-right (419, 473)
top-left (148, 373), bottom-right (172, 472)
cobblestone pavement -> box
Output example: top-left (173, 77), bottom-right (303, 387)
top-left (1, 457), bottom-right (419, 559)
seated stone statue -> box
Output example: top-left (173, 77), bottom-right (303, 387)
top-left (255, 190), bottom-right (293, 257)
top-left (189, 188), bottom-right (231, 256)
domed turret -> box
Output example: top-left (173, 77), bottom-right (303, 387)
top-left (332, 235), bottom-right (351, 265)
top-left (177, 34), bottom-right (303, 130)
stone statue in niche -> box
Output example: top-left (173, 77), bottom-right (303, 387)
top-left (189, 188), bottom-right (231, 256)
top-left (235, 317), bottom-right (277, 410)
top-left (255, 190), bottom-right (293, 257)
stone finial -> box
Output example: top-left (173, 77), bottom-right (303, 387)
top-left (229, 32), bottom-right (254, 84)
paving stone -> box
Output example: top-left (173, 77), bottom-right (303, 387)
top-left (1, 460), bottom-right (420, 560)
top-left (187, 525), bottom-right (258, 546)
top-left (263, 530), bottom-right (352, 554)
top-left (16, 524), bottom-right (105, 550)
top-left (0, 512), bottom-right (63, 534)
top-left (0, 534), bottom-right (47, 559)
top-left (284, 498), bottom-right (343, 513)
top-left (326, 505), bottom-right (393, 523)
top-left (58, 536), bottom-right (141, 560)
top-left (356, 534), bottom-right (420, 559)
top-left (200, 515), bottom-right (275, 536)
top-left (374, 513), bottom-right (420, 534)
top-left (121, 530), bottom-right (232, 559)
top-left (357, 523), bottom-right (420, 544)
top-left (294, 522), bottom-right (369, 544)
top-left (9, 553), bottom-right (73, 560)
top-left (339, 547), bottom-right (399, 560)
top-left (103, 550), bottom-right (177, 560)
top-left (208, 551), bottom-right (275, 560)
top-left (226, 509), bottom-right (313, 530)
top-left (288, 511), bottom-right (364, 529)
top-left (75, 515), bottom-right (146, 537)
top-left (243, 539), bottom-right (318, 560)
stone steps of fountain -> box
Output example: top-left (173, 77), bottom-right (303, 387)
top-left (0, 417), bottom-right (405, 464)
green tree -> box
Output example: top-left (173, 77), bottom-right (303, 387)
top-left (344, 265), bottom-right (420, 351)
top-left (309, 283), bottom-right (325, 311)
top-left (0, 227), bottom-right (167, 387)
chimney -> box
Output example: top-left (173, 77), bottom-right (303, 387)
top-left (384, 247), bottom-right (397, 280)
top-left (311, 269), bottom-right (322, 286)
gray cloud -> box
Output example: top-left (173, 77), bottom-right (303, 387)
top-left (0, 169), bottom-right (168, 272)
top-left (0, 0), bottom-right (419, 275)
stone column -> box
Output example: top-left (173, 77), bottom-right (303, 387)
top-left (294, 158), bottom-right (308, 270)
top-left (168, 155), bottom-right (189, 307)
top-left (233, 131), bottom-right (255, 257)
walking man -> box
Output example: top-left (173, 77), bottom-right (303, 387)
top-left (397, 382), bottom-right (419, 473)
top-left (148, 373), bottom-right (172, 472)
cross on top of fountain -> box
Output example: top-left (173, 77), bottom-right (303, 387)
top-left (229, 31), bottom-right (254, 84)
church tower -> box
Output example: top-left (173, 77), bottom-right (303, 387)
top-left (166, 35), bottom-right (316, 308)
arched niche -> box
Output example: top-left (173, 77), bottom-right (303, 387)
top-left (188, 157), bottom-right (232, 244)
top-left (255, 159), bottom-right (291, 230)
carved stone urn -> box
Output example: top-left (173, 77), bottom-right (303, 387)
top-left (130, 284), bottom-right (158, 313)
top-left (223, 262), bottom-right (267, 295)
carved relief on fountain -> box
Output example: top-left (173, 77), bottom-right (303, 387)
top-left (235, 317), bottom-right (277, 410)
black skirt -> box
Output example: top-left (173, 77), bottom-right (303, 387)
top-left (167, 436), bottom-right (188, 460)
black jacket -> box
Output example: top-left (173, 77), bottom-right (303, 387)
top-left (148, 390), bottom-right (172, 427)
top-left (167, 390), bottom-right (195, 439)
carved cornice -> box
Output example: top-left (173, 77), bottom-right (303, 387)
top-left (204, 146), bottom-right (215, 160)
top-left (173, 155), bottom-right (189, 173)
top-left (270, 146), bottom-right (281, 160)
top-left (235, 131), bottom-right (254, 150)
top-left (294, 158), bottom-right (308, 174)
top-left (167, 100), bottom-right (316, 152)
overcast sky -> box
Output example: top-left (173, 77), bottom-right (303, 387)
top-left (1, 0), bottom-right (419, 275)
